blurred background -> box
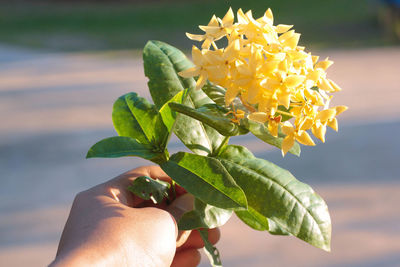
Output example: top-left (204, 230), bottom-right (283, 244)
top-left (1, 0), bottom-right (400, 266)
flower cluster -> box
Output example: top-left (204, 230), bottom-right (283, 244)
top-left (179, 8), bottom-right (347, 155)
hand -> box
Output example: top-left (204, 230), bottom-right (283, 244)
top-left (50, 165), bottom-right (220, 267)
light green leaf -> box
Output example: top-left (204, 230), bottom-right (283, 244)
top-left (143, 40), bottom-right (225, 156)
top-left (128, 176), bottom-right (171, 204)
top-left (217, 145), bottom-right (331, 251)
top-left (161, 152), bottom-right (247, 210)
top-left (169, 102), bottom-right (248, 136)
top-left (159, 90), bottom-right (186, 133)
top-left (235, 208), bottom-right (269, 231)
top-left (199, 229), bottom-right (222, 267)
top-left (112, 94), bottom-right (148, 144)
top-left (124, 93), bottom-right (168, 148)
top-left (86, 136), bottom-right (165, 163)
top-left (178, 198), bottom-right (232, 230)
top-left (245, 119), bottom-right (301, 156)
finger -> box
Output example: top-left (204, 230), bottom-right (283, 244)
top-left (171, 249), bottom-right (201, 267)
top-left (177, 228), bottom-right (221, 252)
top-left (104, 166), bottom-right (187, 207)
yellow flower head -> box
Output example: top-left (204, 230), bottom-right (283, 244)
top-left (179, 8), bottom-right (347, 156)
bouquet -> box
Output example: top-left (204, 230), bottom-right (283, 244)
top-left (87, 8), bottom-right (347, 266)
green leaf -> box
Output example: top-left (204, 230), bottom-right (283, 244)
top-left (112, 94), bottom-right (148, 144)
top-left (202, 81), bottom-right (247, 111)
top-left (178, 198), bottom-right (232, 230)
top-left (201, 82), bottom-right (226, 107)
top-left (199, 229), bottom-right (222, 267)
top-left (143, 40), bottom-right (225, 156)
top-left (169, 102), bottom-right (248, 136)
top-left (235, 208), bottom-right (269, 231)
top-left (86, 136), bottom-right (165, 163)
top-left (161, 152), bottom-right (248, 210)
top-left (159, 90), bottom-right (186, 133)
top-left (246, 119), bottom-right (301, 156)
top-left (128, 176), bottom-right (171, 204)
top-left (124, 93), bottom-right (168, 148)
top-left (235, 208), bottom-right (290, 235)
top-left (143, 40), bottom-right (195, 110)
top-left (217, 145), bottom-right (331, 251)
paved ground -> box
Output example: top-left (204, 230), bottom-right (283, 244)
top-left (0, 44), bottom-right (400, 267)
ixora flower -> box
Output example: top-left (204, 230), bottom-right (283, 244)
top-left (179, 7), bottom-right (348, 155)
top-left (87, 7), bottom-right (347, 266)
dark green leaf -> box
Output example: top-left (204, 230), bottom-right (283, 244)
top-left (128, 176), bottom-right (171, 204)
top-left (169, 102), bottom-right (248, 137)
top-left (112, 94), bottom-right (148, 144)
top-left (143, 40), bottom-right (196, 110)
top-left (143, 40), bottom-right (225, 156)
top-left (86, 136), bottom-right (165, 163)
top-left (161, 152), bottom-right (247, 210)
top-left (217, 145), bottom-right (331, 251)
top-left (178, 198), bottom-right (232, 230)
top-left (124, 93), bottom-right (168, 148)
top-left (245, 119), bottom-right (301, 156)
top-left (199, 229), bottom-right (222, 267)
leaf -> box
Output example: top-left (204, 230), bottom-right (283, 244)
top-left (169, 102), bottom-right (248, 136)
top-left (143, 40), bottom-right (196, 110)
top-left (217, 145), bottom-right (331, 251)
top-left (202, 81), bottom-right (247, 110)
top-left (143, 40), bottom-right (225, 156)
top-left (201, 82), bottom-right (227, 107)
top-left (128, 176), bottom-right (171, 204)
top-left (124, 93), bottom-right (168, 148)
top-left (161, 152), bottom-right (248, 210)
top-left (246, 119), bottom-right (301, 156)
top-left (235, 208), bottom-right (269, 231)
top-left (199, 229), bottom-right (222, 267)
top-left (112, 94), bottom-right (149, 144)
top-left (86, 136), bottom-right (165, 163)
top-left (235, 208), bottom-right (290, 235)
top-left (159, 90), bottom-right (187, 133)
top-left (178, 198), bottom-right (233, 230)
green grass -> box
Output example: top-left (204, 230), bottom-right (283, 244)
top-left (0, 0), bottom-right (393, 51)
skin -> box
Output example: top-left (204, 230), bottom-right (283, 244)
top-left (50, 166), bottom-right (220, 267)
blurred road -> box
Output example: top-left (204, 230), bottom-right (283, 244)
top-left (0, 44), bottom-right (399, 267)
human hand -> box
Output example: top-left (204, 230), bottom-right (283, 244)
top-left (50, 165), bottom-right (220, 267)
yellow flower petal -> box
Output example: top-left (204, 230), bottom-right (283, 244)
top-left (276, 24), bottom-right (293, 33)
top-left (312, 124), bottom-right (326, 143)
top-left (335, 105), bottom-right (348, 115)
top-left (315, 59), bottom-right (334, 70)
top-left (284, 75), bottom-right (306, 88)
top-left (178, 67), bottom-right (200, 78)
top-left (195, 74), bottom-right (207, 90)
top-left (222, 7), bottom-right (234, 26)
top-left (316, 108), bottom-right (336, 121)
top-left (185, 33), bottom-right (205, 42)
top-left (296, 131), bottom-right (316, 146)
top-left (282, 135), bottom-right (295, 156)
top-left (329, 79), bottom-right (342, 92)
top-left (248, 112), bottom-right (268, 123)
top-left (282, 121), bottom-right (294, 135)
top-left (327, 118), bottom-right (338, 131)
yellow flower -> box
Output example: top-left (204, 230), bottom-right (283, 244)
top-left (180, 7), bottom-right (347, 155)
